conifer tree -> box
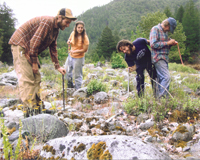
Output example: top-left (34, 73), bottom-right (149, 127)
top-left (182, 0), bottom-right (200, 53)
top-left (0, 2), bottom-right (16, 64)
top-left (176, 5), bottom-right (184, 23)
top-left (163, 6), bottom-right (173, 18)
top-left (96, 26), bottom-right (116, 60)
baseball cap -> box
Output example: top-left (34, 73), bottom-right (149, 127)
top-left (58, 8), bottom-right (77, 20)
top-left (167, 17), bottom-right (177, 34)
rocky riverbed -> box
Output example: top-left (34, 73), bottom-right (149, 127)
top-left (0, 63), bottom-right (200, 159)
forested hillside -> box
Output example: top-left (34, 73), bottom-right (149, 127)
top-left (58, 0), bottom-right (198, 51)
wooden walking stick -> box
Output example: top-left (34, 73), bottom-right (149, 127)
top-left (177, 43), bottom-right (184, 66)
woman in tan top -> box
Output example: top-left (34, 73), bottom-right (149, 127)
top-left (64, 21), bottom-right (89, 89)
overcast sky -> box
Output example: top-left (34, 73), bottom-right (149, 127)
top-left (1, 0), bottom-right (112, 28)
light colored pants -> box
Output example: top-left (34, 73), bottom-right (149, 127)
top-left (11, 45), bottom-right (41, 109)
top-left (154, 60), bottom-right (170, 98)
top-left (64, 54), bottom-right (84, 89)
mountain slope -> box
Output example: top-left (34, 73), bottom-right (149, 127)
top-left (58, 0), bottom-right (199, 52)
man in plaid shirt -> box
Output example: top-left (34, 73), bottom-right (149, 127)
top-left (9, 8), bottom-right (77, 117)
top-left (150, 17), bottom-right (177, 99)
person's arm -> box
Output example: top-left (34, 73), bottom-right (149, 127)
top-left (67, 32), bottom-right (73, 45)
top-left (146, 39), bottom-right (150, 45)
top-left (70, 45), bottom-right (89, 54)
top-left (150, 27), bottom-right (168, 49)
top-left (29, 19), bottom-right (52, 74)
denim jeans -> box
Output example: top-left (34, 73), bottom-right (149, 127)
top-left (154, 60), bottom-right (170, 98)
top-left (64, 54), bottom-right (84, 89)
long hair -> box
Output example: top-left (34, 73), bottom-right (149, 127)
top-left (116, 39), bottom-right (133, 52)
top-left (73, 21), bottom-right (86, 45)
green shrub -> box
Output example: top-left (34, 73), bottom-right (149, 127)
top-left (100, 55), bottom-right (105, 63)
top-left (57, 47), bottom-right (68, 64)
top-left (111, 52), bottom-right (127, 69)
top-left (87, 79), bottom-right (107, 96)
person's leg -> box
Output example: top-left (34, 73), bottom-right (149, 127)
top-left (65, 55), bottom-right (74, 88)
top-left (11, 45), bottom-right (41, 116)
top-left (74, 57), bottom-right (84, 90)
top-left (136, 65), bottom-right (145, 97)
top-left (154, 60), bottom-right (170, 98)
top-left (146, 61), bottom-right (157, 97)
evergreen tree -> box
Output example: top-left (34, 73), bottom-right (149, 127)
top-left (0, 28), bottom-right (3, 58)
top-left (163, 6), bottom-right (173, 17)
top-left (0, 2), bottom-right (16, 64)
top-left (113, 30), bottom-right (120, 46)
top-left (99, 55), bottom-right (105, 63)
top-left (182, 0), bottom-right (200, 53)
top-left (131, 26), bottom-right (146, 41)
top-left (96, 26), bottom-right (116, 60)
top-left (92, 52), bottom-right (99, 62)
top-left (139, 11), bottom-right (167, 38)
top-left (176, 5), bottom-right (184, 23)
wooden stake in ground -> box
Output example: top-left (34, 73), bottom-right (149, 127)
top-left (62, 74), bottom-right (65, 110)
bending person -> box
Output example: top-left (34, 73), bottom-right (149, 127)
top-left (9, 8), bottom-right (77, 117)
top-left (65, 21), bottom-right (89, 89)
top-left (116, 38), bottom-right (157, 97)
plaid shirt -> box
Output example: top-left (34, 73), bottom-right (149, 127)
top-left (9, 16), bottom-right (60, 69)
top-left (150, 23), bottom-right (170, 64)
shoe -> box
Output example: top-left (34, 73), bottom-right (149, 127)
top-left (67, 81), bottom-right (74, 88)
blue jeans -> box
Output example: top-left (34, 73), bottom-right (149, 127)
top-left (154, 60), bottom-right (170, 98)
top-left (64, 54), bottom-right (84, 89)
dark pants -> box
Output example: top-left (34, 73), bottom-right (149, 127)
top-left (136, 61), bottom-right (157, 97)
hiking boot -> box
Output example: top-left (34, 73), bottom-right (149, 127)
top-left (23, 107), bottom-right (33, 118)
top-left (67, 81), bottom-right (74, 88)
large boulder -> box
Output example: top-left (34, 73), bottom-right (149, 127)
top-left (22, 114), bottom-right (69, 141)
top-left (40, 135), bottom-right (171, 159)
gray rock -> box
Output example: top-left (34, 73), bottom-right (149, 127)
top-left (72, 87), bottom-right (87, 98)
top-left (136, 113), bottom-right (149, 124)
top-left (40, 135), bottom-right (171, 159)
top-left (94, 91), bottom-right (109, 104)
top-left (139, 121), bottom-right (155, 130)
top-left (144, 135), bottom-right (153, 142)
top-left (6, 121), bottom-right (19, 130)
top-left (8, 130), bottom-right (30, 142)
top-left (183, 146), bottom-right (190, 152)
top-left (0, 98), bottom-right (19, 108)
top-left (172, 124), bottom-right (195, 141)
top-left (97, 61), bottom-right (103, 67)
top-left (22, 114), bottom-right (69, 141)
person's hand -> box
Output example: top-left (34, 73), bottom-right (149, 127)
top-left (173, 41), bottom-right (178, 46)
top-left (32, 63), bottom-right (38, 74)
top-left (67, 40), bottom-right (71, 45)
top-left (128, 65), bottom-right (136, 72)
top-left (57, 67), bottom-right (66, 75)
top-left (70, 50), bottom-right (75, 55)
top-left (167, 39), bottom-right (176, 45)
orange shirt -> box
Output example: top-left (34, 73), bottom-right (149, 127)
top-left (68, 31), bottom-right (89, 58)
